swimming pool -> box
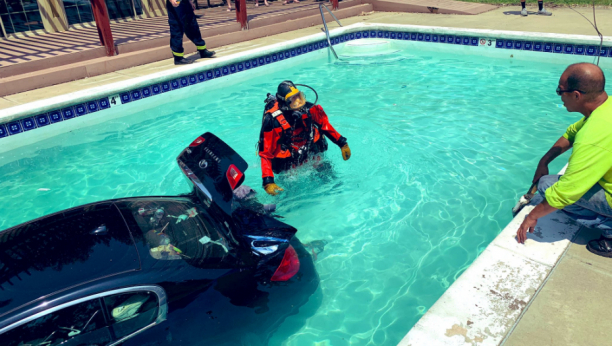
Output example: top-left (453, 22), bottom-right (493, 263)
top-left (1, 30), bottom-right (608, 345)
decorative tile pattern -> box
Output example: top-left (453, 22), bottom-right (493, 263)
top-left (152, 84), bottom-right (162, 95)
top-left (87, 101), bottom-right (98, 112)
top-left (49, 110), bottom-right (63, 123)
top-left (7, 121), bottom-right (22, 135)
top-left (132, 89), bottom-right (143, 100)
top-left (36, 114), bottom-right (50, 127)
top-left (120, 92), bottom-right (131, 104)
top-left (140, 87), bottom-right (152, 99)
top-left (21, 117), bottom-right (36, 131)
top-left (74, 104), bottom-right (88, 116)
top-left (2, 30), bottom-right (610, 140)
top-left (99, 97), bottom-right (111, 108)
top-left (62, 107), bottom-right (75, 119)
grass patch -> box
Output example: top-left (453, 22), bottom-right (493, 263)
top-left (461, 0), bottom-right (612, 6)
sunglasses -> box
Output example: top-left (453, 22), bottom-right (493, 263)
top-left (556, 86), bottom-right (585, 96)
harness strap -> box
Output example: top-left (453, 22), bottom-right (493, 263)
top-left (265, 102), bottom-right (291, 131)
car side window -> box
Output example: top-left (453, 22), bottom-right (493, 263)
top-left (124, 200), bottom-right (232, 266)
top-left (2, 299), bottom-right (111, 346)
top-left (103, 291), bottom-right (159, 339)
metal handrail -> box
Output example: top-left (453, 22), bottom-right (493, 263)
top-left (319, 3), bottom-right (342, 60)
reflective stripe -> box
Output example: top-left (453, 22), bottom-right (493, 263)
top-left (196, 45), bottom-right (207, 50)
top-left (271, 110), bottom-right (282, 118)
top-left (172, 51), bottom-right (184, 57)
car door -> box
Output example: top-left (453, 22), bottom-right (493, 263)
top-left (0, 286), bottom-right (167, 346)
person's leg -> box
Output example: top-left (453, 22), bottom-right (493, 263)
top-left (536, 174), bottom-right (561, 196)
top-left (520, 0), bottom-right (527, 16)
top-left (184, 15), bottom-right (215, 58)
top-left (570, 183), bottom-right (612, 219)
top-left (538, 175), bottom-right (612, 257)
top-left (226, 0), bottom-right (232, 10)
top-left (537, 0), bottom-right (552, 15)
top-left (539, 175), bottom-right (612, 227)
top-left (566, 182), bottom-right (612, 256)
top-left (167, 5), bottom-right (190, 65)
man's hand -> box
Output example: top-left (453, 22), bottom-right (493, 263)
top-left (170, 0), bottom-right (179, 7)
top-left (516, 214), bottom-right (538, 244)
top-left (264, 183), bottom-right (284, 196)
top-left (532, 163), bottom-right (549, 184)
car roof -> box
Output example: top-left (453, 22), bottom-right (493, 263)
top-left (0, 202), bottom-right (140, 319)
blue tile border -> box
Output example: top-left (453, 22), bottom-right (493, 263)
top-left (2, 32), bottom-right (610, 140)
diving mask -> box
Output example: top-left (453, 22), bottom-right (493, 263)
top-left (287, 91), bottom-right (306, 110)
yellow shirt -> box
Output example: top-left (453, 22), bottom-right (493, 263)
top-left (546, 97), bottom-right (612, 209)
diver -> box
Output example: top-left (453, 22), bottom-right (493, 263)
top-left (257, 81), bottom-right (351, 196)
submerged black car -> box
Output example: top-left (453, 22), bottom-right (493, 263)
top-left (0, 133), bottom-right (319, 346)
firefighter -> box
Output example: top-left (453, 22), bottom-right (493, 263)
top-left (258, 81), bottom-right (351, 196)
top-left (167, 0), bottom-right (215, 65)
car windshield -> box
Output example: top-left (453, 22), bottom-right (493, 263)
top-left (123, 199), bottom-right (232, 267)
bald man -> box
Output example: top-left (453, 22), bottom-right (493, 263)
top-left (517, 63), bottom-right (612, 257)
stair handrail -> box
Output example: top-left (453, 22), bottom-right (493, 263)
top-left (319, 3), bottom-right (342, 60)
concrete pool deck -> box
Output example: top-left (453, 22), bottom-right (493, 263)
top-left (2, 9), bottom-right (612, 346)
top-left (504, 226), bottom-right (612, 346)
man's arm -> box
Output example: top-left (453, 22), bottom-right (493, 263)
top-left (309, 105), bottom-right (347, 147)
top-left (532, 136), bottom-right (572, 183)
top-left (516, 199), bottom-right (558, 243)
top-left (519, 142), bottom-right (612, 243)
top-left (259, 119), bottom-right (278, 186)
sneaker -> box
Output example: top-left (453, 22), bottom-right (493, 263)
top-left (587, 236), bottom-right (612, 258)
top-left (537, 8), bottom-right (552, 16)
top-left (174, 57), bottom-right (192, 65)
top-left (199, 49), bottom-right (216, 59)
top-left (521, 8), bottom-right (527, 16)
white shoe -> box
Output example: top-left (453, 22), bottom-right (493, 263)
top-left (537, 8), bottom-right (552, 16)
top-left (521, 8), bottom-right (528, 16)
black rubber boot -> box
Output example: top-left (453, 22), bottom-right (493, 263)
top-left (199, 49), bottom-right (216, 58)
top-left (174, 56), bottom-right (192, 65)
top-left (587, 236), bottom-right (612, 258)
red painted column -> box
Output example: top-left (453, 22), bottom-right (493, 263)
top-left (235, 0), bottom-right (247, 30)
top-left (90, 0), bottom-right (116, 56)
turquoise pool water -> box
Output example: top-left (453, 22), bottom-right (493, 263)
top-left (0, 42), bottom-right (592, 345)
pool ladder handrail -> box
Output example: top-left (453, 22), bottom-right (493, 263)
top-left (319, 3), bottom-right (342, 60)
